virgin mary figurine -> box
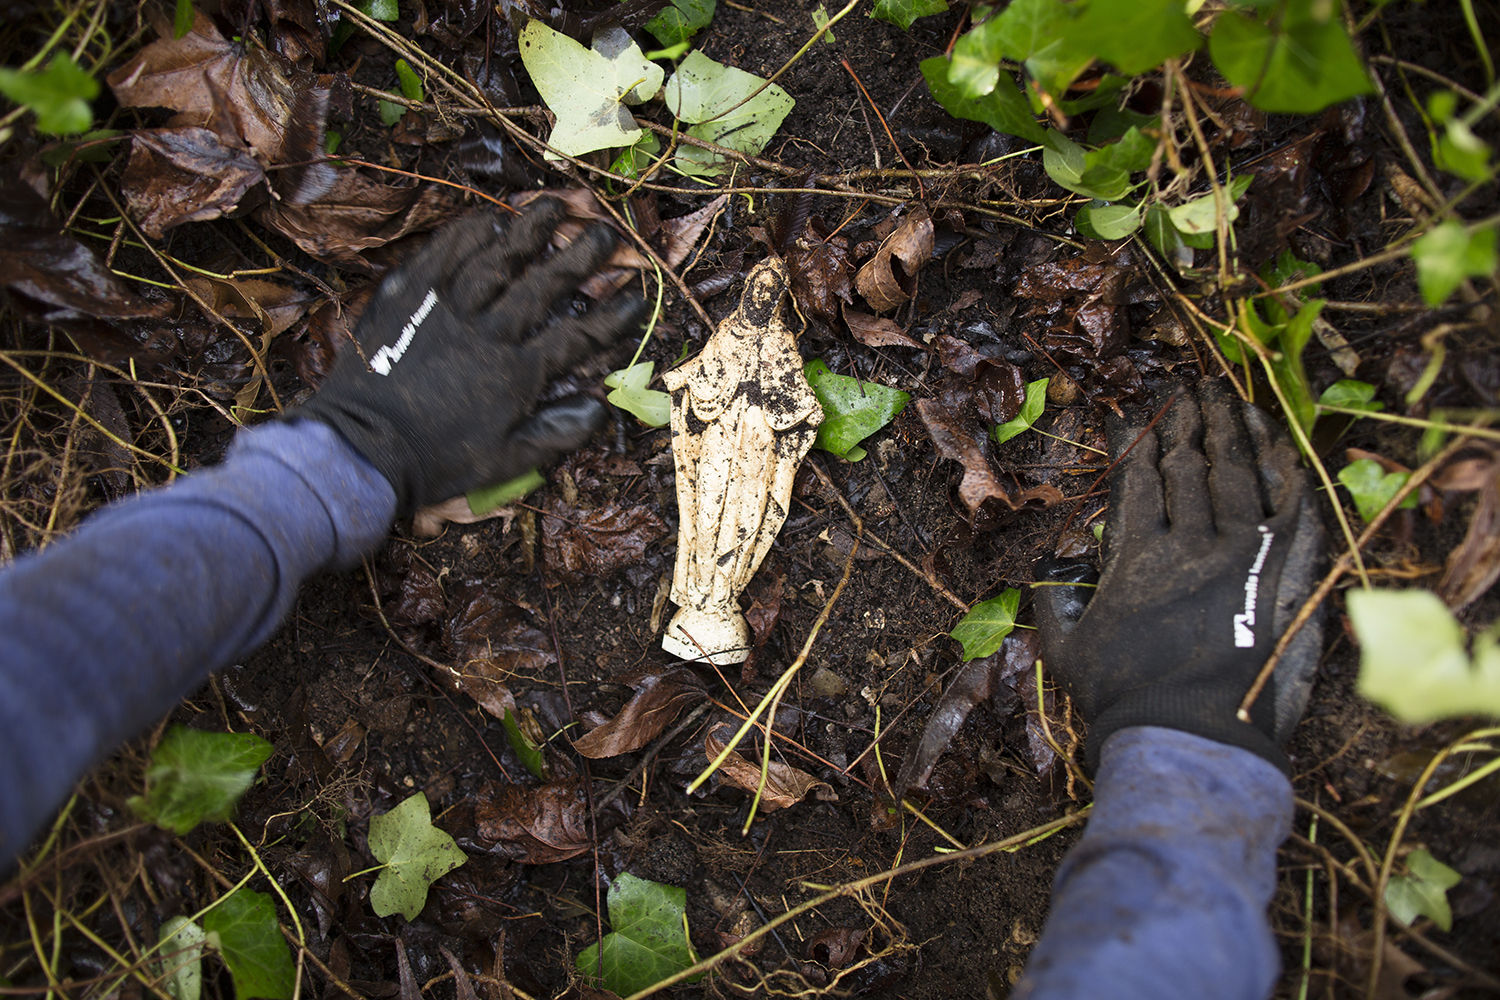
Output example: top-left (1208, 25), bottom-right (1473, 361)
top-left (661, 257), bottom-right (822, 665)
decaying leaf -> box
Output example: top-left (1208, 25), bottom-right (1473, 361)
top-left (914, 397), bottom-right (1063, 518)
top-left (573, 666), bottom-right (706, 758)
top-left (541, 499), bottom-right (667, 585)
top-left (0, 170), bottom-right (170, 359)
top-left (474, 780), bottom-right (618, 864)
top-left (1013, 249), bottom-right (1139, 360)
top-left (703, 724), bottom-right (836, 811)
top-left (784, 217), bottom-right (854, 328)
top-left (856, 208), bottom-right (934, 312)
top-left (444, 581), bottom-right (555, 679)
top-left (1437, 446), bottom-right (1500, 610)
top-left (120, 127), bottom-right (266, 238)
top-left (845, 308), bottom-right (923, 350)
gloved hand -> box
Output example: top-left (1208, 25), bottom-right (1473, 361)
top-left (294, 199), bottom-right (645, 515)
top-left (1034, 381), bottom-right (1324, 773)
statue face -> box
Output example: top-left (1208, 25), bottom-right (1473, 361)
top-left (739, 258), bottom-right (788, 329)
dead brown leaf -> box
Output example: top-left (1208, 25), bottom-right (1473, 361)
top-left (914, 398), bottom-right (1063, 518)
top-left (1437, 446), bottom-right (1500, 609)
top-left (541, 499), bottom-right (667, 585)
top-left (572, 667), bottom-right (706, 758)
top-left (856, 208), bottom-right (933, 312)
top-left (1014, 255), bottom-right (1132, 360)
top-left (474, 781), bottom-right (598, 864)
top-left (784, 217), bottom-right (854, 328)
top-left (806, 927), bottom-right (866, 968)
top-left (120, 127), bottom-right (266, 238)
top-left (703, 724), bottom-right (836, 811)
top-left (444, 581), bottom-right (555, 679)
top-left (0, 170), bottom-right (171, 359)
top-left (844, 307), bottom-right (923, 350)
top-left (255, 169), bottom-right (461, 271)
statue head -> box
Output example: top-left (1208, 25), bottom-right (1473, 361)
top-left (738, 257), bottom-right (789, 329)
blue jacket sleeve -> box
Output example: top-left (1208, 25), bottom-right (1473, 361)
top-left (1014, 726), bottom-right (1294, 1000)
top-left (0, 420), bottom-right (395, 866)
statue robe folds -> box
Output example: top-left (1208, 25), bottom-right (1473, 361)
top-left (661, 258), bottom-right (822, 665)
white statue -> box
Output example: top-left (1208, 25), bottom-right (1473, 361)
top-left (661, 258), bottom-right (822, 665)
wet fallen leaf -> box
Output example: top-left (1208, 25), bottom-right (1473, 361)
top-left (576, 873), bottom-right (700, 997)
top-left (518, 22), bottom-right (662, 156)
top-left (202, 888), bottom-right (296, 1000)
top-left (542, 499), bottom-right (667, 585)
top-left (665, 50), bottom-right (794, 177)
top-left (786, 217), bottom-right (854, 328)
top-left (120, 127), bottom-right (265, 238)
top-left (1437, 447), bottom-right (1500, 609)
top-left (856, 208), bottom-right (934, 312)
top-left (255, 169), bottom-right (460, 271)
top-left (0, 169), bottom-right (170, 359)
top-left (573, 667), bottom-right (706, 758)
top-left (806, 927), bottom-right (865, 968)
top-left (284, 836), bottom-right (349, 939)
top-left (474, 781), bottom-right (598, 864)
top-left (444, 581), bottom-right (555, 679)
top-left (1014, 252), bottom-right (1136, 359)
top-left (950, 588), bottom-right (1021, 661)
top-left (703, 724), bottom-right (836, 811)
top-left (844, 308), bottom-right (923, 350)
top-left (914, 398), bottom-right (1064, 518)
top-left (804, 359), bottom-right (910, 462)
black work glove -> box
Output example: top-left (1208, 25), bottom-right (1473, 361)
top-left (1034, 381), bottom-right (1324, 773)
top-left (293, 200), bottom-right (645, 515)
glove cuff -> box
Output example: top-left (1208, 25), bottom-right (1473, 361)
top-left (1084, 684), bottom-right (1289, 776)
top-left (285, 402), bottom-right (427, 518)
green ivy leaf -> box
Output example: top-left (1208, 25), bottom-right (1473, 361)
top-left (950, 588), bottom-right (1022, 661)
top-left (994, 377), bottom-right (1048, 444)
top-left (812, 4), bottom-right (836, 42)
top-left (202, 889), bottom-right (296, 1000)
top-left (1144, 205), bottom-right (1193, 269)
top-left (870, 0), bottom-right (949, 31)
top-left (1209, 0), bottom-right (1372, 114)
top-left (174, 0), bottom-right (195, 38)
top-left (645, 0), bottom-right (715, 46)
top-left (156, 916), bottom-right (206, 1000)
top-left (1076, 202), bottom-right (1143, 240)
top-left (394, 58), bottom-right (423, 101)
top-left (920, 57), bottom-right (1045, 145)
top-left (1411, 220), bottom-right (1499, 307)
top-left (610, 132), bottom-right (662, 179)
top-left (605, 361), bottom-right (671, 427)
top-left (1167, 174), bottom-right (1254, 235)
top-left (0, 54), bottom-right (98, 136)
top-left (1042, 130), bottom-right (1153, 201)
top-left (1350, 589), bottom-right (1500, 723)
top-left (665, 50), bottom-right (794, 176)
top-left (368, 792), bottom-right (468, 921)
top-left (576, 873), bottom-right (700, 997)
top-left (1337, 458), bottom-right (1416, 522)
top-left (1434, 117), bottom-right (1493, 184)
top-left (1386, 849), bottom-right (1462, 932)
top-left (1061, 0), bottom-right (1203, 75)
top-left (128, 727), bottom-right (274, 835)
top-left (804, 359), bottom-right (911, 462)
top-left (364, 0), bottom-right (398, 19)
top-left (466, 468), bottom-right (544, 518)
top-left (1318, 379), bottom-right (1382, 414)
top-left (519, 21), bottom-right (663, 156)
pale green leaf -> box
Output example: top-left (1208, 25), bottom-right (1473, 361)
top-left (368, 792), bottom-right (467, 921)
top-left (1338, 458), bottom-right (1416, 522)
top-left (128, 727), bottom-right (273, 835)
top-left (1318, 379), bottom-right (1382, 414)
top-left (1208, 0), bottom-right (1372, 113)
top-left (501, 708), bottom-right (550, 781)
top-left (605, 361), bottom-right (671, 427)
top-left (994, 377), bottom-right (1048, 443)
top-left (665, 51), bottom-right (794, 176)
top-left (466, 468), bottom-right (544, 517)
top-left (1411, 221), bottom-right (1498, 307)
top-left (363, 0), bottom-right (398, 20)
top-left (1077, 202), bottom-right (1143, 240)
top-left (1434, 118), bottom-right (1493, 183)
top-left (157, 917), bottom-right (205, 1000)
top-left (1350, 589), bottom-right (1500, 724)
top-left (576, 873), bottom-right (699, 997)
top-left (921, 57), bottom-right (1045, 145)
top-left (1167, 174), bottom-right (1253, 235)
top-left (812, 5), bottom-right (836, 42)
top-left (950, 588), bottom-right (1021, 661)
top-left (203, 889), bottom-right (295, 1000)
top-left (645, 0), bottom-right (715, 46)
top-left (1386, 849), bottom-right (1462, 931)
top-left (870, 0), bottom-right (949, 31)
top-left (519, 21), bottom-right (663, 156)
top-left (0, 54), bottom-right (98, 135)
top-left (804, 359), bottom-right (910, 462)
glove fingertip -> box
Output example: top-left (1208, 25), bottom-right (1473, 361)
top-left (1033, 558), bottom-right (1097, 645)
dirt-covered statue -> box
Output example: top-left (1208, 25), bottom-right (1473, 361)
top-left (661, 257), bottom-right (822, 665)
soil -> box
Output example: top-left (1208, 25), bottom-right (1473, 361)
top-left (2, 2), bottom-right (1499, 1000)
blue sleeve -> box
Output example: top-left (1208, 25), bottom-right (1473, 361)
top-left (1014, 726), bottom-right (1294, 1000)
top-left (0, 420), bottom-right (395, 866)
